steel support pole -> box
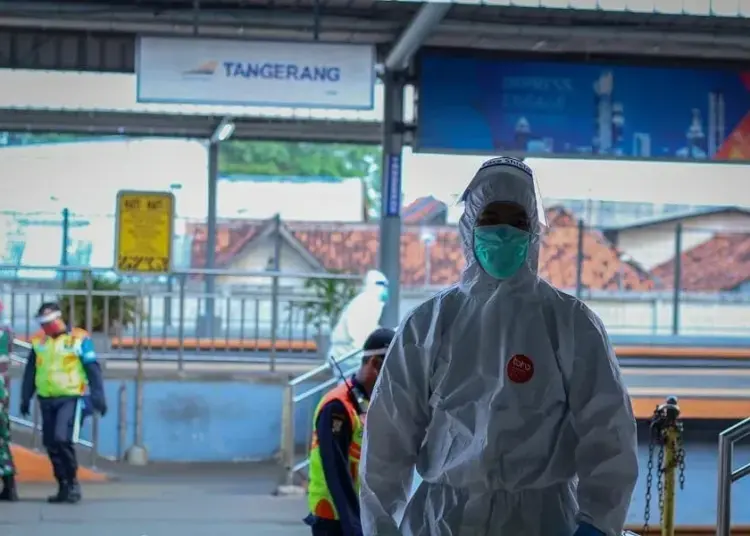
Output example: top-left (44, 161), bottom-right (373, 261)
top-left (379, 72), bottom-right (405, 329)
top-left (384, 3), bottom-right (450, 71)
top-left (716, 432), bottom-right (732, 536)
top-left (204, 141), bottom-right (219, 337)
top-left (60, 207), bottom-right (70, 283)
top-left (671, 223), bottom-right (683, 336)
top-left (575, 218), bottom-right (585, 298)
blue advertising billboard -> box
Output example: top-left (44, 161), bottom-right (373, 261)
top-left (416, 52), bottom-right (750, 161)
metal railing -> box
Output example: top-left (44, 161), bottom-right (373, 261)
top-left (0, 265), bottom-right (364, 372)
top-left (4, 265), bottom-right (750, 368)
top-left (716, 416), bottom-right (750, 536)
top-left (6, 339), bottom-right (102, 467)
top-left (278, 348), bottom-right (363, 488)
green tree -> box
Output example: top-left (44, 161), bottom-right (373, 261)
top-left (219, 141), bottom-right (382, 218)
top-left (1, 135), bottom-right (385, 217)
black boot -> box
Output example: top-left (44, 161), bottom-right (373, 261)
top-left (0, 475), bottom-right (18, 501)
top-left (66, 480), bottom-right (82, 504)
top-left (47, 480), bottom-right (68, 503)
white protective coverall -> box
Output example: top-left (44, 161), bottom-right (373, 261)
top-left (329, 269), bottom-right (389, 362)
top-left (359, 157), bottom-right (638, 536)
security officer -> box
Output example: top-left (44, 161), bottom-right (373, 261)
top-left (304, 327), bottom-right (395, 536)
top-left (20, 302), bottom-right (107, 504)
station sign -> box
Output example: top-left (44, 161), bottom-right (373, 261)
top-left (135, 36), bottom-right (375, 110)
top-left (416, 51), bottom-right (750, 162)
top-left (384, 154), bottom-right (403, 217)
top-left (115, 190), bottom-right (175, 274)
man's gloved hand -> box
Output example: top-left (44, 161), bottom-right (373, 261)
top-left (91, 395), bottom-right (107, 417)
top-left (573, 522), bottom-right (606, 536)
top-left (20, 400), bottom-right (30, 418)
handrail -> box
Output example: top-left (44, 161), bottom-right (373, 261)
top-left (294, 364), bottom-right (360, 404)
top-left (289, 348), bottom-right (363, 388)
top-left (0, 264), bottom-right (364, 281)
top-left (278, 349), bottom-right (363, 488)
top-left (716, 416), bottom-right (750, 536)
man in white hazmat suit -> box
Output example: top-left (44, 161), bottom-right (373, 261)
top-left (359, 156), bottom-right (638, 536)
top-left (329, 270), bottom-right (389, 362)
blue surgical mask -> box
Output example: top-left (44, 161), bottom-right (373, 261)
top-left (473, 224), bottom-right (531, 280)
top-left (378, 287), bottom-right (389, 303)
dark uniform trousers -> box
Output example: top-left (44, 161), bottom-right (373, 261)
top-left (39, 396), bottom-right (79, 482)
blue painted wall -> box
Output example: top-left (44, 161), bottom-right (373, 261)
top-left (8, 378), bottom-right (322, 462)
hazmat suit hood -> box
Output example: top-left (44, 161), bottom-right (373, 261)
top-left (458, 157), bottom-right (546, 295)
top-left (364, 269), bottom-right (388, 293)
top-left (328, 270), bottom-right (389, 362)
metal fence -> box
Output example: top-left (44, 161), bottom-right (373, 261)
top-left (0, 265), bottom-right (364, 371)
top-left (2, 236), bottom-right (750, 374)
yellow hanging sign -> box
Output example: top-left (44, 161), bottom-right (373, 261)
top-left (115, 190), bottom-right (175, 274)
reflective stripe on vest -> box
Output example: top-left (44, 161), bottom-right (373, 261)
top-left (31, 329), bottom-right (88, 398)
top-left (307, 381), bottom-right (364, 520)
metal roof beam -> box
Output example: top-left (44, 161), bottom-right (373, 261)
top-left (0, 109), bottom-right (384, 144)
top-left (385, 2), bottom-right (451, 71)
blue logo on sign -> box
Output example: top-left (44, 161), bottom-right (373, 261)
top-left (182, 61), bottom-right (219, 76)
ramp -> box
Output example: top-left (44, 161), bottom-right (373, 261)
top-left (10, 444), bottom-right (107, 483)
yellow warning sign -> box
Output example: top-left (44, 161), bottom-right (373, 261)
top-left (115, 190), bottom-right (175, 274)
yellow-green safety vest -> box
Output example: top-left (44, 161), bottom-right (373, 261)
top-left (31, 328), bottom-right (89, 398)
top-left (307, 380), bottom-right (364, 520)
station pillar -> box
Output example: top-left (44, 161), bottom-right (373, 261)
top-left (378, 71), bottom-right (406, 329)
top-left (199, 141), bottom-right (219, 337)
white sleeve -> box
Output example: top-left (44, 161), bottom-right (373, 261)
top-left (359, 313), bottom-right (431, 536)
top-left (570, 310), bottom-right (639, 536)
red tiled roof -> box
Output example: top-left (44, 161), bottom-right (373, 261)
top-left (292, 225), bottom-right (463, 286)
top-left (403, 196), bottom-right (447, 224)
top-left (541, 207), bottom-right (653, 291)
top-left (186, 219), bottom-right (267, 267)
top-left (188, 208), bottom-right (653, 290)
top-left (651, 233), bottom-right (750, 291)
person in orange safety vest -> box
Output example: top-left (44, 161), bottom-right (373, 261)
top-left (304, 327), bottom-right (395, 536)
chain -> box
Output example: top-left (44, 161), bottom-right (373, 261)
top-left (643, 400), bottom-right (687, 535)
top-left (657, 442), bottom-right (665, 526)
top-left (643, 431), bottom-right (655, 534)
top-left (677, 428), bottom-right (687, 490)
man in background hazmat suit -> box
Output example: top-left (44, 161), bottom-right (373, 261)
top-left (359, 156), bottom-right (638, 536)
top-left (329, 270), bottom-right (389, 362)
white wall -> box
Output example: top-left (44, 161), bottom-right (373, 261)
top-left (402, 150), bottom-right (750, 210)
top-left (615, 212), bottom-right (750, 270)
top-left (0, 137), bottom-right (210, 215)
top-left (217, 179), bottom-right (364, 222)
top-left (221, 233), bottom-right (318, 287)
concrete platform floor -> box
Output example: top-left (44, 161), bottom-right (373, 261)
top-left (1, 471), bottom-right (311, 536)
top-left (2, 437), bottom-right (749, 535)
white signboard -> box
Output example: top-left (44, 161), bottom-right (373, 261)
top-left (135, 36), bottom-right (375, 110)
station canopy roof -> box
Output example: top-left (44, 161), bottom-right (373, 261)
top-left (2, 0), bottom-right (747, 59)
top-left (0, 0), bottom-right (748, 140)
